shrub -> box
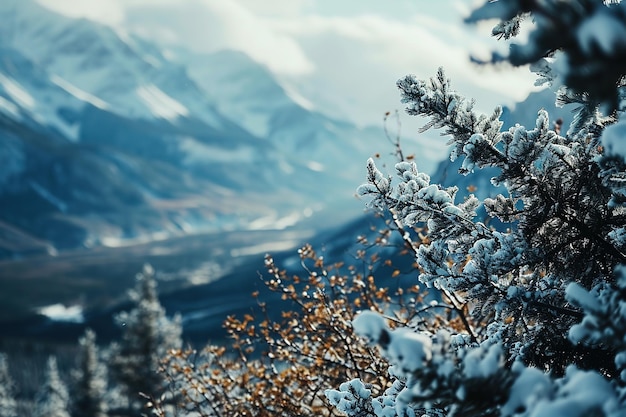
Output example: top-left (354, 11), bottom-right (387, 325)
top-left (156, 240), bottom-right (430, 417)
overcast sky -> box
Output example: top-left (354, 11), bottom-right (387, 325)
top-left (36, 0), bottom-right (538, 132)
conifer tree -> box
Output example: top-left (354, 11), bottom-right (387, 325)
top-left (325, 1), bottom-right (626, 416)
top-left (0, 353), bottom-right (18, 417)
top-left (109, 264), bottom-right (182, 411)
top-left (71, 329), bottom-right (107, 417)
top-left (34, 357), bottom-right (70, 417)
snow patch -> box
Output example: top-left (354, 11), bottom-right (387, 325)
top-left (530, 366), bottom-right (618, 417)
top-left (29, 181), bottom-right (67, 212)
top-left (248, 211), bottom-right (302, 230)
top-left (229, 239), bottom-right (300, 257)
top-left (307, 161), bottom-right (325, 172)
top-left (352, 310), bottom-right (432, 373)
top-left (577, 9), bottom-right (626, 56)
top-left (0, 73), bottom-right (81, 141)
top-left (38, 303), bottom-right (84, 323)
top-left (0, 74), bottom-right (35, 109)
top-left (278, 159), bottom-right (295, 174)
top-left (136, 84), bottom-right (189, 121)
top-left (502, 365), bottom-right (553, 416)
top-left (283, 83), bottom-right (315, 110)
top-left (352, 310), bottom-right (388, 345)
top-left (462, 343), bottom-right (502, 379)
top-left (565, 282), bottom-right (601, 313)
top-left (601, 118), bottom-right (626, 159)
top-left (388, 329), bottom-right (432, 373)
top-left (50, 74), bottom-right (108, 109)
top-left (100, 230), bottom-right (171, 248)
top-left (325, 379), bottom-right (372, 415)
top-left (179, 136), bottom-right (255, 163)
top-left (0, 95), bottom-right (21, 118)
top-left (142, 54), bottom-right (162, 68)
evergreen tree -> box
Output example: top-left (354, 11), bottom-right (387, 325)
top-left (71, 329), bottom-right (107, 417)
top-left (0, 353), bottom-right (18, 417)
top-left (109, 264), bottom-right (182, 411)
top-left (325, 1), bottom-right (626, 416)
top-left (34, 357), bottom-right (70, 417)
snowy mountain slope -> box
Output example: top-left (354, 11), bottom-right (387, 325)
top-left (0, 47), bottom-right (87, 142)
top-left (184, 50), bottom-right (295, 139)
top-left (0, 1), bottom-right (224, 129)
top-left (184, 49), bottom-right (382, 181)
top-left (0, 0), bottom-right (394, 260)
top-left (0, 110), bottom-right (274, 257)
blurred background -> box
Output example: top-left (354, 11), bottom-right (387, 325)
top-left (0, 0), bottom-right (548, 345)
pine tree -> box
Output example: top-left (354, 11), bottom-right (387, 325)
top-left (71, 329), bottom-right (108, 417)
top-left (109, 264), bottom-right (182, 411)
top-left (325, 1), bottom-right (626, 416)
top-left (0, 353), bottom-right (18, 417)
top-left (34, 356), bottom-right (70, 417)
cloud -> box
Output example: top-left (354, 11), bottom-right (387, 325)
top-left (124, 0), bottom-right (315, 76)
top-left (271, 12), bottom-right (537, 126)
top-left (37, 0), bottom-right (125, 26)
top-left (235, 0), bottom-right (314, 18)
top-left (34, 0), bottom-right (538, 129)
top-left (36, 0), bottom-right (315, 75)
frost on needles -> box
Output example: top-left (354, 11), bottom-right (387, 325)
top-left (329, 1), bottom-right (626, 417)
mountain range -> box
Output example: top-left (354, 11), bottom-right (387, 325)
top-left (0, 0), bottom-right (399, 262)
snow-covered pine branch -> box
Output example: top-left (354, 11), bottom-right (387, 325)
top-left (397, 68), bottom-right (505, 175)
top-left (467, 0), bottom-right (626, 112)
top-left (331, 1), bottom-right (626, 416)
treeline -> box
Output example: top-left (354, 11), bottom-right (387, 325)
top-left (0, 265), bottom-right (182, 417)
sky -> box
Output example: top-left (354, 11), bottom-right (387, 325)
top-left (36, 0), bottom-right (539, 132)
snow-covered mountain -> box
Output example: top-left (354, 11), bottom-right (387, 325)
top-left (0, 0), bottom-right (223, 132)
top-left (0, 0), bottom-right (394, 259)
top-left (183, 50), bottom-right (378, 177)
